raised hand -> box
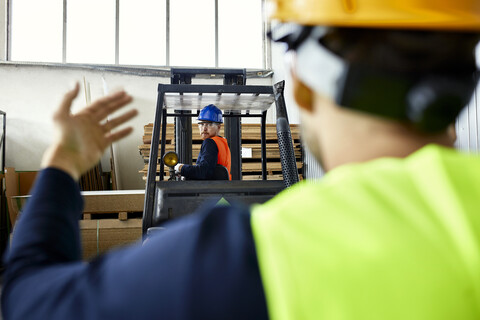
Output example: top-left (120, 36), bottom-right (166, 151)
top-left (41, 82), bottom-right (138, 180)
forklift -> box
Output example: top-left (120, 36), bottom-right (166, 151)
top-left (142, 68), bottom-right (299, 235)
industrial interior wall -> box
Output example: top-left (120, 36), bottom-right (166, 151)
top-left (0, 64), bottom-right (275, 189)
top-left (455, 74), bottom-right (480, 153)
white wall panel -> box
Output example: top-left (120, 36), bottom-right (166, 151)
top-left (455, 74), bottom-right (480, 153)
top-left (0, 64), bottom-right (273, 189)
top-left (303, 144), bottom-right (324, 180)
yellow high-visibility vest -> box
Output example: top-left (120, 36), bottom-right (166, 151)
top-left (252, 144), bottom-right (480, 320)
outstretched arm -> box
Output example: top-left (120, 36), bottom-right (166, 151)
top-left (2, 84), bottom-right (137, 319)
top-left (1, 87), bottom-right (267, 319)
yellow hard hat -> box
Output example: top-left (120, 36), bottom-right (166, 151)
top-left (269, 0), bottom-right (480, 31)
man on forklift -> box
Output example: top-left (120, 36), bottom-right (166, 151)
top-left (174, 104), bottom-right (232, 180)
top-left (3, 0), bottom-right (480, 319)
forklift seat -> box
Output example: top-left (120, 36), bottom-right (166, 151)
top-left (213, 165), bottom-right (229, 180)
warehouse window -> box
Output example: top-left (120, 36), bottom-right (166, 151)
top-left (10, 0), bottom-right (63, 63)
top-left (170, 0), bottom-right (215, 67)
top-left (8, 0), bottom-right (267, 69)
top-left (218, 0), bottom-right (264, 68)
top-left (119, 0), bottom-right (166, 66)
top-left (67, 0), bottom-right (116, 64)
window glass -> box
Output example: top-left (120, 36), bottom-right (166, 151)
top-left (11, 0), bottom-right (63, 62)
top-left (170, 0), bottom-right (215, 67)
top-left (218, 0), bottom-right (263, 68)
top-left (119, 0), bottom-right (166, 65)
top-left (66, 0), bottom-right (115, 64)
top-left (9, 0), bottom-right (267, 68)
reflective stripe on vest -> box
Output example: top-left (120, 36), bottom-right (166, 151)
top-left (251, 145), bottom-right (480, 320)
top-left (211, 136), bottom-right (232, 180)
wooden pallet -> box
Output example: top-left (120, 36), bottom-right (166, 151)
top-left (138, 143), bottom-right (302, 161)
top-left (83, 211), bottom-right (143, 221)
top-left (138, 122), bottom-right (303, 181)
top-left (142, 123), bottom-right (301, 143)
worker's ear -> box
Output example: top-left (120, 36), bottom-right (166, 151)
top-left (291, 67), bottom-right (314, 113)
top-left (446, 123), bottom-right (457, 143)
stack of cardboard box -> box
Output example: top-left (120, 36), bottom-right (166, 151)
top-left (5, 167), bottom-right (144, 260)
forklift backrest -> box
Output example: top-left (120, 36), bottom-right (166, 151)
top-left (213, 165), bottom-right (229, 180)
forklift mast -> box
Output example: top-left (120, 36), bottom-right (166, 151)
top-left (142, 68), bottom-right (299, 235)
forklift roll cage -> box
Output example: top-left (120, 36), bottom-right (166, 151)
top-left (142, 68), bottom-right (298, 235)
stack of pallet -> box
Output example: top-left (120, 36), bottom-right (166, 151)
top-left (8, 186), bottom-right (144, 260)
top-left (79, 191), bottom-right (144, 259)
top-left (138, 122), bottom-right (302, 180)
top-left (80, 163), bottom-right (106, 191)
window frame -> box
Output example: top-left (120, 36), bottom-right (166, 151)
top-left (4, 0), bottom-right (272, 71)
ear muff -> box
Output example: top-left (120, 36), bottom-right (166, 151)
top-left (406, 75), bottom-right (476, 132)
top-left (336, 64), bottom-right (477, 132)
top-left (272, 24), bottom-right (480, 132)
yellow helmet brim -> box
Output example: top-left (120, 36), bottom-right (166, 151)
top-left (269, 0), bottom-right (480, 31)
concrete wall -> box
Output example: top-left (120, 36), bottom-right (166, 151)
top-left (0, 64), bottom-right (276, 189)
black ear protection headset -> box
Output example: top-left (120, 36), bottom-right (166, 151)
top-left (336, 63), bottom-right (476, 132)
top-left (269, 24), bottom-right (479, 132)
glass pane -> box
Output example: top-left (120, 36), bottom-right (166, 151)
top-left (67, 0), bottom-right (115, 64)
top-left (170, 0), bottom-right (215, 67)
top-left (218, 0), bottom-right (263, 69)
top-left (119, 0), bottom-right (166, 66)
top-left (11, 0), bottom-right (63, 62)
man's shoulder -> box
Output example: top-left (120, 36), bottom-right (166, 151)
top-left (200, 138), bottom-right (219, 152)
top-left (254, 144), bottom-right (480, 220)
top-left (203, 137), bottom-right (218, 146)
top-left (208, 136), bottom-right (227, 144)
top-left (250, 145), bottom-right (480, 250)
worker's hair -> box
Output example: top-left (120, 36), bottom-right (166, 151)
top-left (319, 28), bottom-right (480, 75)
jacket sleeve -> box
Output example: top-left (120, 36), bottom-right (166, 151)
top-left (181, 138), bottom-right (218, 179)
top-left (2, 168), bottom-right (86, 319)
top-left (1, 168), bottom-right (268, 320)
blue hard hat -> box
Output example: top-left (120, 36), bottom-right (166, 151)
top-left (198, 104), bottom-right (223, 123)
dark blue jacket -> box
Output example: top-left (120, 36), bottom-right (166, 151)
top-left (2, 169), bottom-right (268, 320)
top-left (181, 138), bottom-right (218, 179)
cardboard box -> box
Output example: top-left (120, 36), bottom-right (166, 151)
top-left (82, 190), bottom-right (145, 214)
top-left (79, 191), bottom-right (144, 259)
top-left (80, 219), bottom-right (142, 259)
top-left (5, 167), bottom-right (38, 226)
top-left (7, 169), bottom-right (145, 260)
top-left (12, 192), bottom-right (144, 260)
